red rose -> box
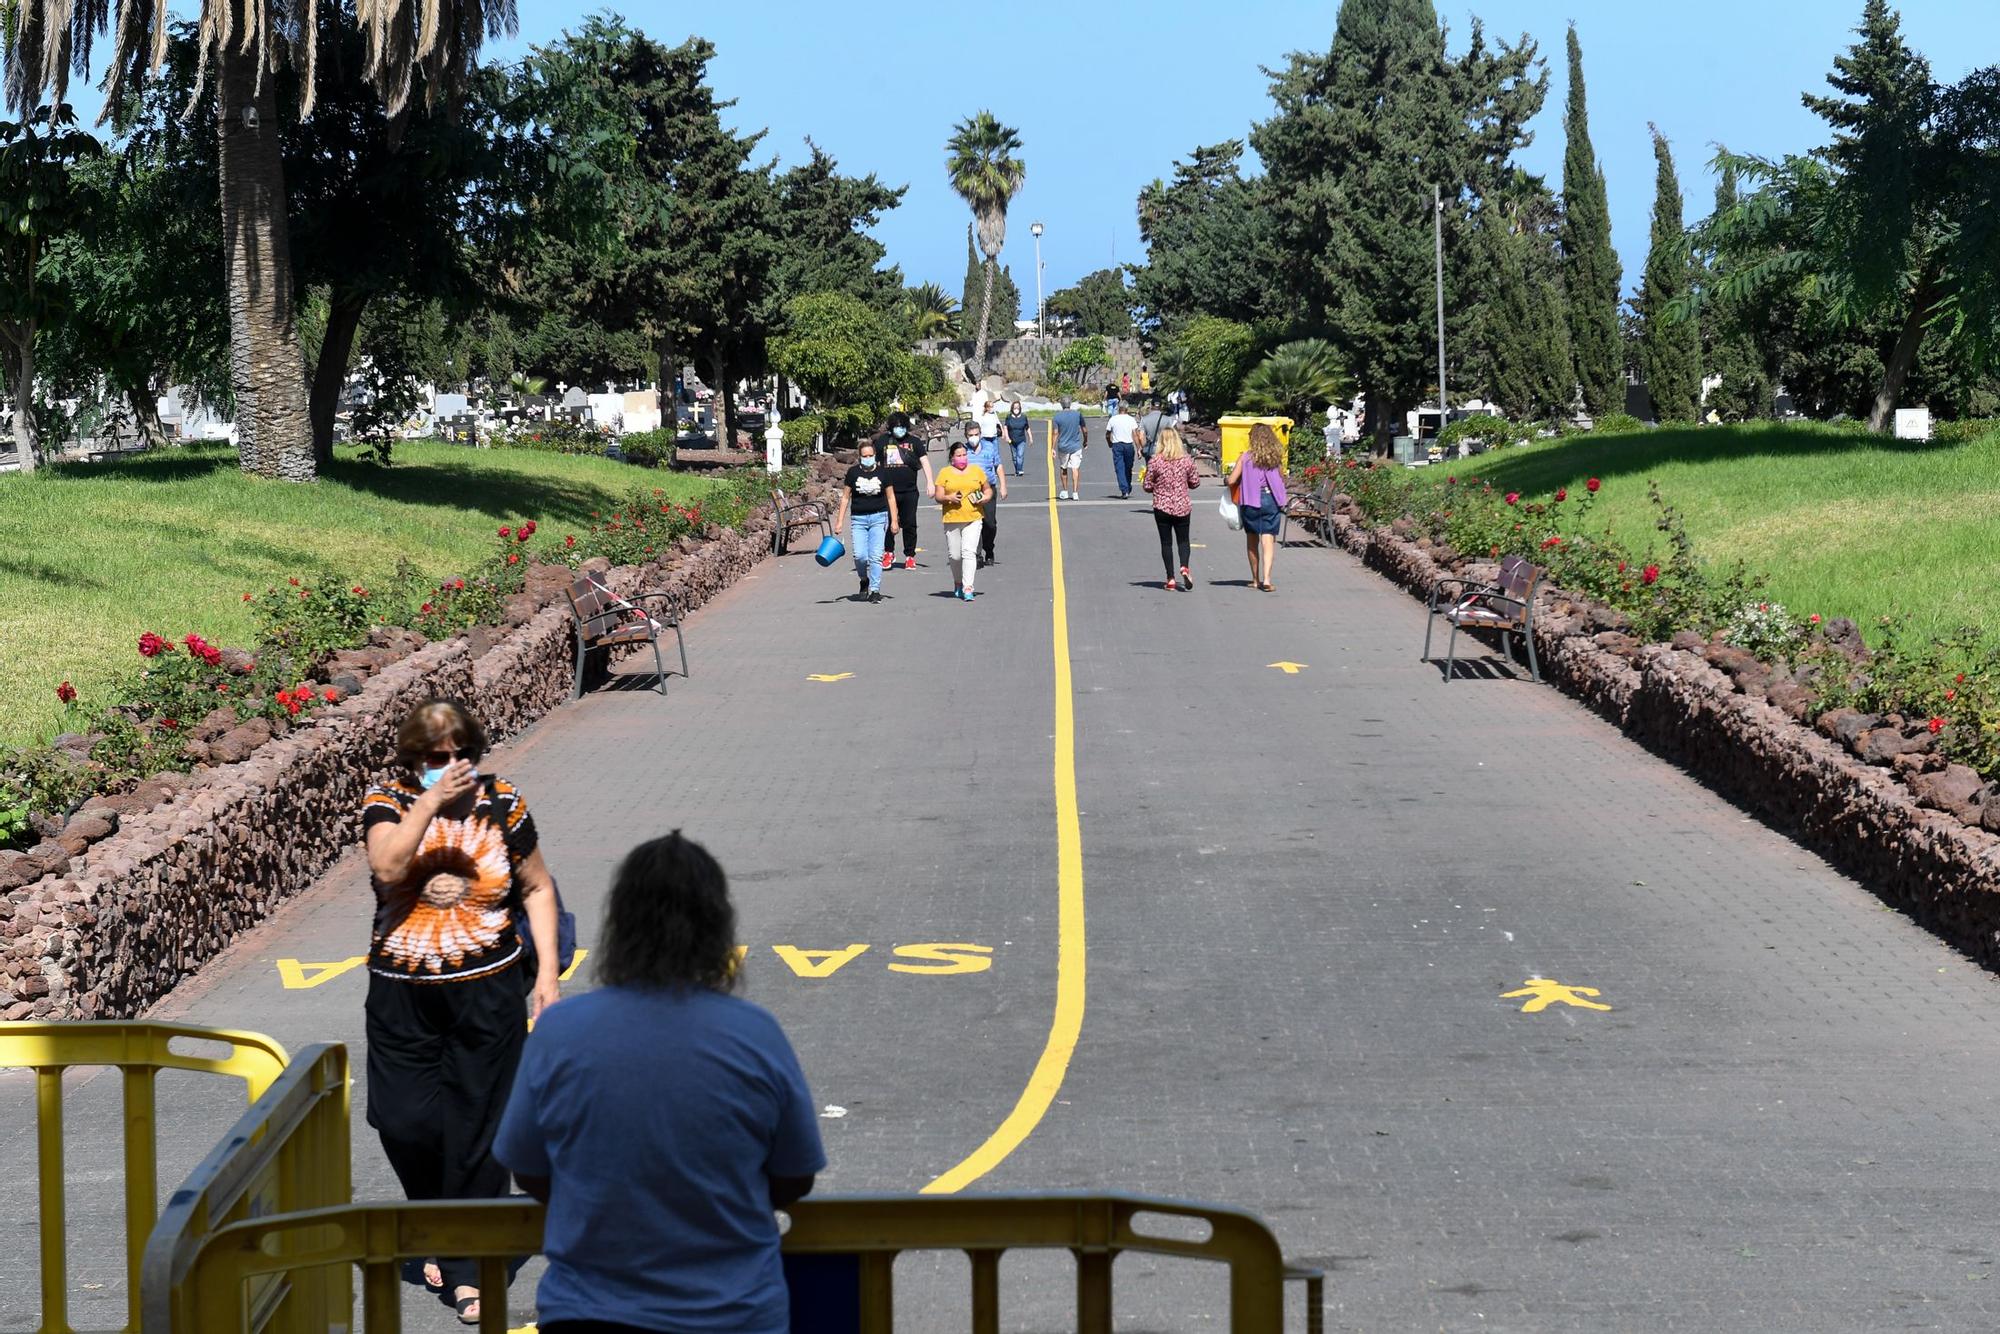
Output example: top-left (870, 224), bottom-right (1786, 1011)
top-left (1541, 535), bottom-right (1562, 549)
top-left (1505, 492), bottom-right (1520, 506)
top-left (1553, 488), bottom-right (1567, 502)
top-left (284, 700), bottom-right (302, 717)
top-left (288, 577), bottom-right (300, 586)
top-left (242, 593), bottom-right (253, 602)
top-left (453, 578), bottom-right (466, 591)
top-left (1956, 673), bottom-right (1966, 684)
top-left (517, 530), bottom-right (530, 543)
top-left (138, 632), bottom-right (168, 657)
top-left (1946, 689), bottom-right (1958, 702)
top-left (55, 681), bottom-right (76, 704)
top-left (523, 521), bottom-right (537, 535)
top-left (1617, 561), bottom-right (1627, 573)
top-left (1641, 564), bottom-right (1660, 585)
top-left (565, 535), bottom-right (576, 548)
top-left (1809, 613), bottom-right (1821, 624)
top-left (160, 718), bottom-right (178, 730)
top-left (507, 553), bottom-right (521, 565)
top-left (1586, 477), bottom-right (1600, 492)
top-left (498, 526), bottom-right (512, 538)
top-left (421, 602), bottom-right (434, 614)
top-left (300, 590), bottom-right (310, 600)
top-left (323, 689), bottom-right (339, 703)
top-left (1446, 476), bottom-right (1456, 484)
top-left (1928, 716), bottom-right (1945, 734)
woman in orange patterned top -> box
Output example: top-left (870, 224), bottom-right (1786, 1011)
top-left (362, 699), bottom-right (562, 1325)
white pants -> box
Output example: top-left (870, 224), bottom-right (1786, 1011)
top-left (946, 520), bottom-right (983, 592)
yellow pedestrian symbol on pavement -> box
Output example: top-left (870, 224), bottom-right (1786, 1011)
top-left (1267, 661), bottom-right (1308, 674)
top-left (1501, 977), bottom-right (1611, 1013)
top-left (807, 673), bottom-right (855, 682)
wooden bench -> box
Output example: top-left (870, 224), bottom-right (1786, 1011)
top-left (1421, 555), bottom-right (1544, 682)
top-left (771, 487), bottom-right (831, 556)
top-left (1280, 475), bottom-right (1337, 546)
top-left (563, 575), bottom-right (688, 698)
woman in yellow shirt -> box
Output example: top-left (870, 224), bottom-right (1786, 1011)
top-left (931, 442), bottom-right (991, 601)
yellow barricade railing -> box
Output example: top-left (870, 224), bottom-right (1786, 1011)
top-left (140, 1041), bottom-right (351, 1334)
top-left (0, 1021), bottom-right (291, 1334)
top-left (156, 1192), bottom-right (1324, 1333)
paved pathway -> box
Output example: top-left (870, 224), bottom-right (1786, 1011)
top-left (9, 431), bottom-right (2000, 1332)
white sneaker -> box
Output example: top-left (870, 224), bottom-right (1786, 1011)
top-left (1057, 489), bottom-right (1069, 500)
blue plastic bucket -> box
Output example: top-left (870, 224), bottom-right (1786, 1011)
top-left (814, 535), bottom-right (846, 567)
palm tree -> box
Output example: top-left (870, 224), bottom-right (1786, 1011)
top-left (944, 111), bottom-right (1024, 377)
top-left (2, 0), bottom-right (508, 480)
top-left (1237, 339), bottom-right (1352, 422)
top-left (901, 282), bottom-right (959, 341)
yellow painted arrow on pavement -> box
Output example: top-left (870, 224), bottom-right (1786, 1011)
top-left (1267, 661), bottom-right (1308, 674)
top-left (807, 673), bottom-right (855, 682)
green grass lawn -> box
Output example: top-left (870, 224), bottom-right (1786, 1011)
top-left (0, 441), bottom-right (725, 746)
top-left (1431, 421), bottom-right (2000, 644)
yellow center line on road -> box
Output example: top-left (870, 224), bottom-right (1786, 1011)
top-left (922, 418), bottom-right (1088, 1195)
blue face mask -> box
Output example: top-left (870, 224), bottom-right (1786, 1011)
top-left (419, 766), bottom-right (448, 790)
top-left (891, 426), bottom-right (907, 439)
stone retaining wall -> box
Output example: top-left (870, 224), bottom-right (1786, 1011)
top-left (1328, 509), bottom-right (2000, 968)
top-left (0, 480), bottom-right (835, 1021)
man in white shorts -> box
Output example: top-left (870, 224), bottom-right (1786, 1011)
top-left (1051, 398), bottom-right (1087, 500)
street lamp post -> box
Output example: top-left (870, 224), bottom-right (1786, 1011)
top-left (1031, 221), bottom-right (1045, 339)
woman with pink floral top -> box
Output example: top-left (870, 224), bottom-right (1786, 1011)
top-left (1141, 427), bottom-right (1202, 591)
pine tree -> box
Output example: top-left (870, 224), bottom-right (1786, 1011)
top-left (1638, 127), bottom-right (1701, 421)
top-left (1701, 164), bottom-right (1773, 418)
top-left (1254, 0), bottom-right (1456, 451)
top-left (1559, 25), bottom-right (1622, 417)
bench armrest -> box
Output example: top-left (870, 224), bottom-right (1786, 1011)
top-left (628, 590), bottom-right (685, 617)
top-left (1428, 576), bottom-right (1498, 606)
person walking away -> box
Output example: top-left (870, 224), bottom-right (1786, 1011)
top-left (976, 398), bottom-right (1002, 461)
top-left (1003, 400), bottom-right (1031, 476)
top-left (1140, 366), bottom-right (1152, 393)
top-left (876, 412), bottom-right (930, 570)
top-left (496, 832), bottom-right (826, 1334)
top-left (968, 425), bottom-right (1008, 567)
top-left (1225, 421), bottom-right (1289, 592)
top-left (364, 699), bottom-right (562, 1326)
top-left (1106, 403), bottom-right (1141, 498)
top-left (1143, 427), bottom-right (1201, 591)
top-left (1052, 397), bottom-right (1087, 500)
top-left (1104, 382), bottom-right (1120, 418)
top-left (1121, 370), bottom-right (1132, 398)
top-left (933, 441), bottom-right (990, 600)
top-left (834, 439), bottom-right (899, 603)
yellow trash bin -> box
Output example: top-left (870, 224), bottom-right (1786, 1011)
top-left (1217, 415), bottom-right (1293, 481)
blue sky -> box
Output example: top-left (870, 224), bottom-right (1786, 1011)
top-left (70, 1), bottom-right (2000, 305)
top-left (491, 0), bottom-right (1994, 304)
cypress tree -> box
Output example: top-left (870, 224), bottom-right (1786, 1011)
top-left (1702, 164), bottom-right (1773, 418)
top-left (1559, 25), bottom-right (1622, 417)
top-left (1487, 186), bottom-right (1572, 421)
top-left (1638, 126), bottom-right (1701, 421)
top-left (961, 224), bottom-right (1021, 340)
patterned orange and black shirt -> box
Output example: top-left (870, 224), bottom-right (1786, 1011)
top-left (361, 776), bottom-right (539, 982)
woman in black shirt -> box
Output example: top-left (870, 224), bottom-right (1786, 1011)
top-left (875, 411), bottom-right (931, 571)
top-left (833, 437), bottom-right (899, 603)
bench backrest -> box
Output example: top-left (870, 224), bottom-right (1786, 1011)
top-left (563, 576), bottom-right (629, 643)
top-left (1496, 555), bottom-right (1543, 607)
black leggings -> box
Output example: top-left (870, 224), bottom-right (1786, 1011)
top-left (980, 500), bottom-right (998, 560)
top-left (1154, 510), bottom-right (1191, 577)
top-left (893, 493), bottom-right (919, 557)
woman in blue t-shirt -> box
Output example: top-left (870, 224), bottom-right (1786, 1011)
top-left (496, 833), bottom-right (827, 1334)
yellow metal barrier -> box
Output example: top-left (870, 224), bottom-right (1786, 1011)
top-left (0, 1021), bottom-right (290, 1334)
top-left (140, 1042), bottom-right (351, 1334)
top-left (159, 1193), bottom-right (1324, 1333)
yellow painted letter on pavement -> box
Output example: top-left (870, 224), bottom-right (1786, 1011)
top-left (771, 944), bottom-right (870, 978)
top-left (888, 943), bottom-right (995, 975)
top-left (276, 956), bottom-right (368, 989)
top-left (559, 948), bottom-right (590, 983)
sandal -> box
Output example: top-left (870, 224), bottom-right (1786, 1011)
top-left (424, 1260), bottom-right (444, 1292)
top-left (453, 1289), bottom-right (480, 1325)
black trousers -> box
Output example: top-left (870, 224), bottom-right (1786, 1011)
top-left (980, 499), bottom-right (998, 560)
top-left (365, 966), bottom-right (527, 1293)
top-left (1154, 510), bottom-right (1191, 578)
top-left (893, 492), bottom-right (919, 557)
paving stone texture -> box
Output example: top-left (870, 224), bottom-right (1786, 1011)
top-left (5, 431), bottom-right (2000, 1332)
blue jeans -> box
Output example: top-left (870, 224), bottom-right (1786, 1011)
top-left (1009, 439), bottom-right (1025, 473)
top-left (849, 511), bottom-right (887, 590)
top-left (1110, 441), bottom-right (1135, 495)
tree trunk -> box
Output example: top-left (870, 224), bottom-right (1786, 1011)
top-left (972, 256), bottom-right (998, 379)
top-left (127, 382), bottom-right (169, 447)
top-left (657, 335), bottom-right (678, 427)
top-left (310, 296), bottom-right (368, 468)
top-left (1868, 273), bottom-right (1938, 434)
top-left (712, 349), bottom-right (737, 450)
top-left (217, 37), bottom-right (314, 482)
top-left (10, 323), bottom-right (35, 473)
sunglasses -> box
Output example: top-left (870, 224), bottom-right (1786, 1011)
top-left (423, 746), bottom-right (466, 767)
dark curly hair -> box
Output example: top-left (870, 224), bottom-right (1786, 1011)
top-left (596, 832), bottom-right (739, 993)
top-left (884, 410), bottom-right (912, 434)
